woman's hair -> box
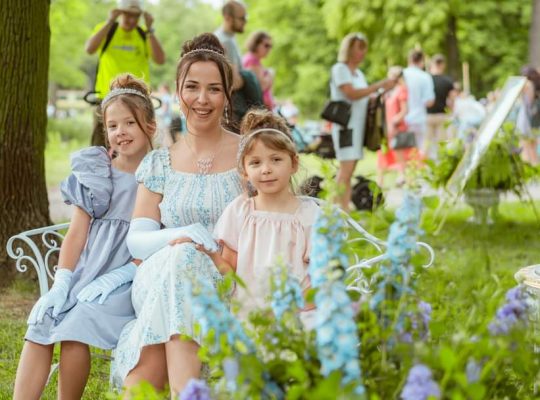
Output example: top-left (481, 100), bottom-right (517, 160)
top-left (237, 108), bottom-right (296, 175)
top-left (101, 73), bottom-right (155, 146)
top-left (245, 30), bottom-right (271, 53)
top-left (176, 33), bottom-right (234, 124)
top-left (521, 65), bottom-right (540, 92)
top-left (337, 32), bottom-right (368, 63)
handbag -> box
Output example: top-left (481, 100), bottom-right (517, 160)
top-left (320, 100), bottom-right (351, 127)
top-left (363, 92), bottom-right (386, 151)
top-left (390, 131), bottom-right (417, 149)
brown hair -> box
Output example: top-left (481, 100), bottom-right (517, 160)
top-left (102, 73), bottom-right (155, 147)
top-left (238, 108), bottom-right (296, 175)
top-left (246, 30), bottom-right (271, 53)
top-left (176, 33), bottom-right (234, 124)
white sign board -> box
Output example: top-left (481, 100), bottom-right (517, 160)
top-left (445, 76), bottom-right (527, 195)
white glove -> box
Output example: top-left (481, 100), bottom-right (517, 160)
top-left (27, 268), bottom-right (73, 324)
top-left (77, 262), bottom-right (137, 304)
top-left (126, 218), bottom-right (218, 260)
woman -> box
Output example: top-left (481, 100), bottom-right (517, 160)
top-left (242, 30), bottom-right (275, 110)
top-left (111, 33), bottom-right (243, 396)
top-left (516, 65), bottom-right (540, 165)
top-left (330, 33), bottom-right (394, 211)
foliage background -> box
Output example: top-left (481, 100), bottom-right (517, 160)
top-left (49, 0), bottom-right (532, 117)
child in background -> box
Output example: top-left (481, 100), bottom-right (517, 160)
top-left (14, 74), bottom-right (155, 400)
top-left (377, 66), bottom-right (411, 187)
top-left (197, 109), bottom-right (318, 322)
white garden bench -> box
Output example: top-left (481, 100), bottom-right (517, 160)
top-left (5, 205), bottom-right (434, 388)
top-left (6, 204), bottom-right (434, 297)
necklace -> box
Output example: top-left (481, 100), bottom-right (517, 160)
top-left (184, 132), bottom-right (224, 175)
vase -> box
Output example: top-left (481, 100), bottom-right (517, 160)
top-left (464, 188), bottom-right (500, 224)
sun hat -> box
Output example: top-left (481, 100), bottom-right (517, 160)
top-left (117, 0), bottom-right (143, 13)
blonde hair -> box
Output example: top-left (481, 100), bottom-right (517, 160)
top-left (337, 32), bottom-right (368, 63)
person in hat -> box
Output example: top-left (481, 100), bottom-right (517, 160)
top-left (85, 0), bottom-right (165, 146)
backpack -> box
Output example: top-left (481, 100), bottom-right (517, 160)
top-left (231, 69), bottom-right (264, 124)
top-left (351, 175), bottom-right (384, 211)
top-left (91, 22), bottom-right (147, 95)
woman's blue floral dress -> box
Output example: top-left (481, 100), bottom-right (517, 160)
top-left (111, 148), bottom-right (243, 387)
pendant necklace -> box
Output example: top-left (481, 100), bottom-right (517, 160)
top-left (184, 132), bottom-right (224, 175)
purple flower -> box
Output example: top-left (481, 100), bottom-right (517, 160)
top-left (488, 285), bottom-right (530, 335)
top-left (466, 358), bottom-right (481, 384)
top-left (401, 364), bottom-right (441, 400)
top-left (179, 379), bottom-right (211, 400)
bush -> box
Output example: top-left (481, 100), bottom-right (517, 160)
top-left (47, 112), bottom-right (93, 144)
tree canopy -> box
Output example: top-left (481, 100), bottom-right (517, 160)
top-left (48, 0), bottom-right (533, 117)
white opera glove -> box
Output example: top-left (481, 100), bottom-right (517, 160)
top-left (77, 262), bottom-right (137, 304)
top-left (27, 268), bottom-right (73, 324)
top-left (126, 218), bottom-right (218, 260)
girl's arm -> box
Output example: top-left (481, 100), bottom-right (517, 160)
top-left (58, 206), bottom-right (92, 270)
top-left (195, 241), bottom-right (237, 275)
top-left (393, 96), bottom-right (409, 128)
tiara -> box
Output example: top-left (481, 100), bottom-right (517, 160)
top-left (183, 48), bottom-right (226, 58)
top-left (101, 88), bottom-right (148, 109)
top-left (237, 128), bottom-right (295, 169)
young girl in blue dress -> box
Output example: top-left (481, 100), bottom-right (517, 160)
top-left (14, 74), bottom-right (155, 400)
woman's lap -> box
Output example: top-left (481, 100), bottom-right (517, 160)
top-left (111, 243), bottom-right (225, 388)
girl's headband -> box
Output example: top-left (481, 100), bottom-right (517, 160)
top-left (101, 88), bottom-right (148, 110)
top-left (237, 128), bottom-right (295, 167)
top-left (182, 48), bottom-right (226, 59)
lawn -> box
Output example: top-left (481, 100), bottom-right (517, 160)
top-left (1, 134), bottom-right (539, 398)
top-left (2, 198), bottom-right (539, 398)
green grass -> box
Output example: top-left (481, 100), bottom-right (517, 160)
top-left (2, 200), bottom-right (539, 398)
top-left (45, 133), bottom-right (86, 188)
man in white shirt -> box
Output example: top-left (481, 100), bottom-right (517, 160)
top-left (403, 49), bottom-right (435, 151)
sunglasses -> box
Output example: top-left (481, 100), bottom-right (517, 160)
top-left (263, 43), bottom-right (273, 49)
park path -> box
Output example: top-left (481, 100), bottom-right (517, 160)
top-left (47, 183), bottom-right (540, 224)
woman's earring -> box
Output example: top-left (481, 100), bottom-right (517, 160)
top-left (224, 106), bottom-right (229, 125)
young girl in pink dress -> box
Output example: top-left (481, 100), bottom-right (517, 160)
top-left (197, 109), bottom-right (318, 320)
top-left (377, 66), bottom-right (413, 186)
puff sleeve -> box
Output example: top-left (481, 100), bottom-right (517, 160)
top-left (135, 149), bottom-right (167, 194)
top-left (60, 146), bottom-right (113, 218)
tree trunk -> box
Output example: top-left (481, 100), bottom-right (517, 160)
top-left (445, 14), bottom-right (461, 81)
top-left (529, 0), bottom-right (540, 68)
top-left (0, 1), bottom-right (52, 283)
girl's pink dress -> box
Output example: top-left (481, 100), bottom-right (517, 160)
top-left (378, 85), bottom-right (417, 169)
top-left (214, 195), bottom-right (319, 320)
top-left (242, 52), bottom-right (275, 110)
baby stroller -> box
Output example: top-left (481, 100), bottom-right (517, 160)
top-left (279, 110), bottom-right (383, 211)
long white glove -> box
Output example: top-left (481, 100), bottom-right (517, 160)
top-left (77, 262), bottom-right (137, 304)
top-left (126, 218), bottom-right (218, 260)
top-left (27, 268), bottom-right (73, 324)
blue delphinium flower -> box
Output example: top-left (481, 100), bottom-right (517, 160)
top-left (178, 378), bottom-right (211, 400)
top-left (270, 261), bottom-right (304, 321)
top-left (371, 193), bottom-right (423, 311)
top-left (401, 364), bottom-right (441, 400)
top-left (186, 276), bottom-right (255, 354)
top-left (488, 285), bottom-right (531, 335)
top-left (187, 276), bottom-right (284, 400)
top-left (309, 205), bottom-right (365, 395)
